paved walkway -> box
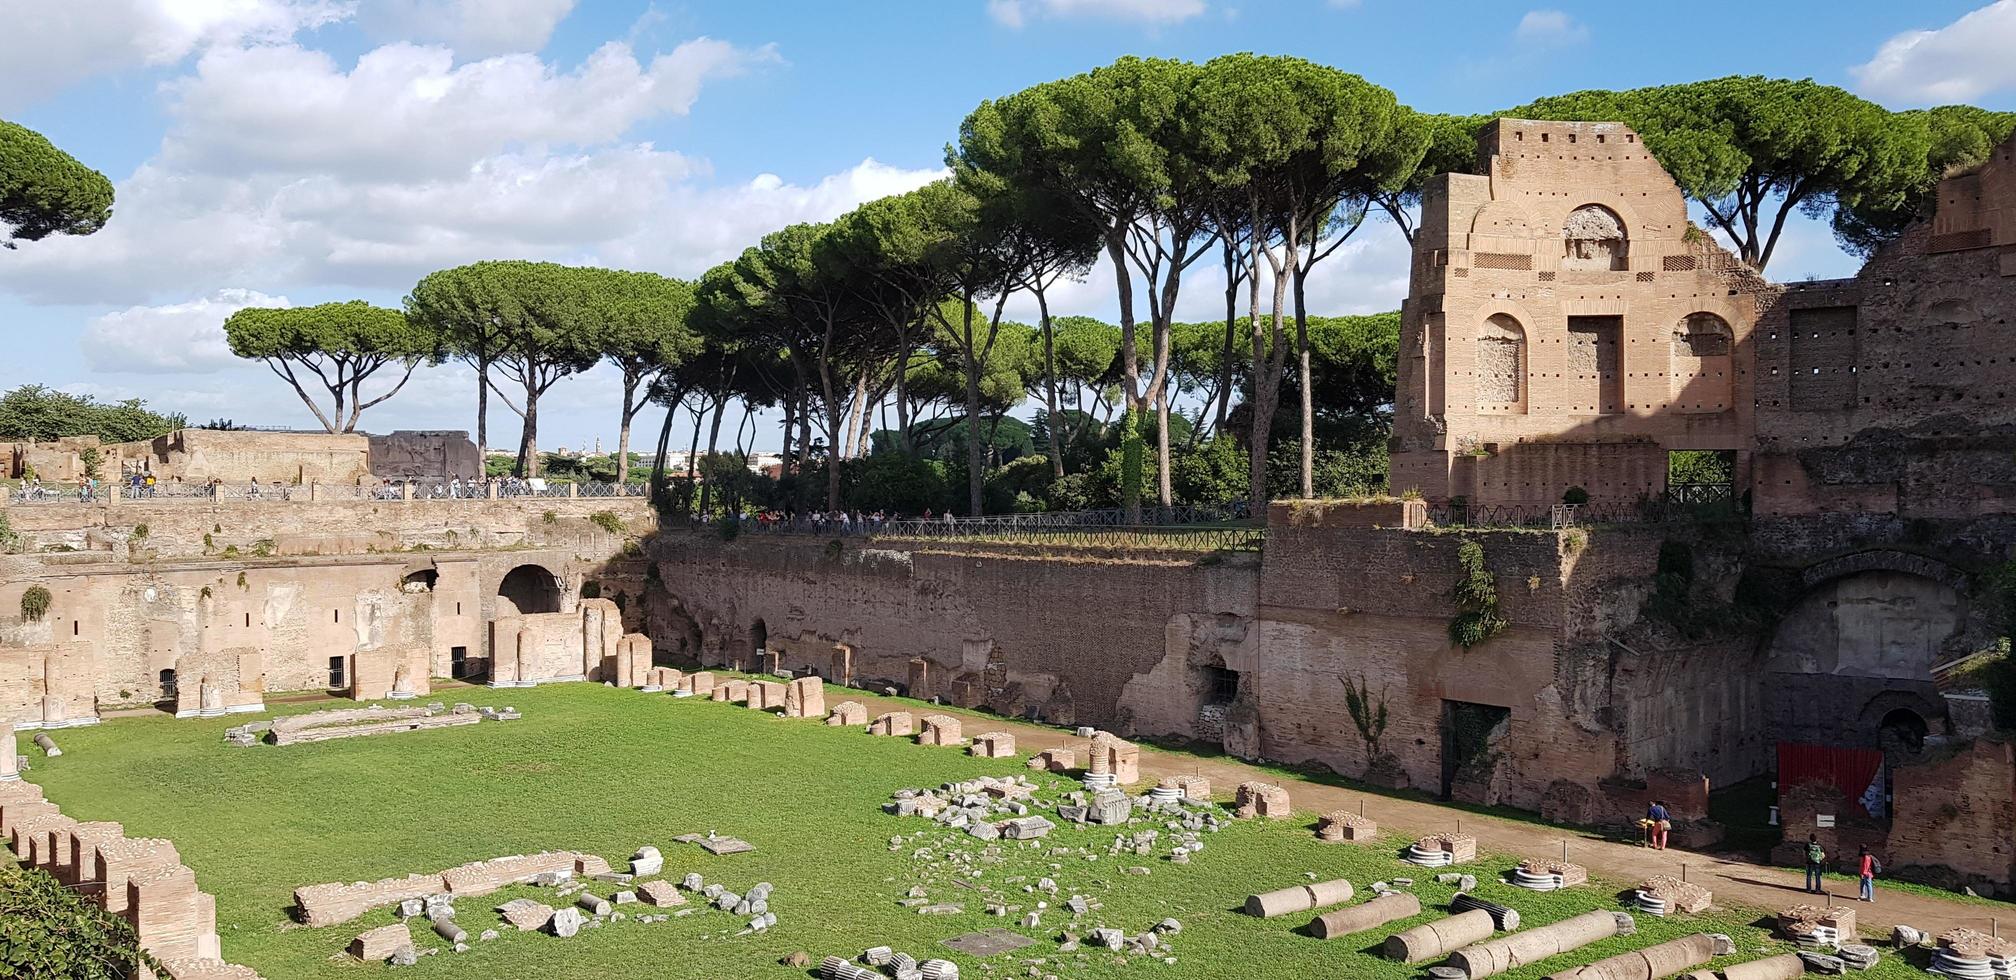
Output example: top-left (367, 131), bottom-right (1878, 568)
top-left (836, 690), bottom-right (2014, 940)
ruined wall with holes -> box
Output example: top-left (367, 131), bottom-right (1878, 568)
top-left (1392, 118), bottom-right (1770, 508)
top-left (1751, 131), bottom-right (2016, 519)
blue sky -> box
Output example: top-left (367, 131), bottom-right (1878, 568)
top-left (2, 0), bottom-right (2009, 453)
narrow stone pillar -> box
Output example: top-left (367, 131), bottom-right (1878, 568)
top-left (0, 725), bottom-right (18, 781)
top-left (486, 481), bottom-right (498, 500)
top-left (401, 481), bottom-right (414, 501)
top-left (567, 483), bottom-right (579, 499)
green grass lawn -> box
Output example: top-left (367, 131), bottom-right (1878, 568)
top-left (25, 685), bottom-right (1931, 979)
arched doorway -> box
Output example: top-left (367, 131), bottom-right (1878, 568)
top-left (1878, 707), bottom-right (1929, 755)
top-left (1764, 566), bottom-right (1968, 749)
top-left (497, 564), bottom-right (563, 615)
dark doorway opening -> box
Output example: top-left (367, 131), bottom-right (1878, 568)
top-left (1204, 664), bottom-right (1240, 705)
top-left (1441, 700), bottom-right (1511, 800)
top-left (450, 645), bottom-right (469, 679)
top-left (748, 619), bottom-right (767, 671)
top-left (159, 668), bottom-right (177, 700)
top-left (327, 655), bottom-right (347, 691)
top-left (498, 564), bottom-right (563, 615)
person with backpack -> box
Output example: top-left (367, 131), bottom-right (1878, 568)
top-left (1804, 834), bottom-right (1827, 894)
top-left (1858, 845), bottom-right (1882, 902)
top-left (1646, 800), bottom-right (1671, 850)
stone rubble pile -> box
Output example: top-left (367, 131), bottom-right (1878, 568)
top-left (1777, 904), bottom-right (1854, 950)
top-left (1931, 928), bottom-right (2016, 980)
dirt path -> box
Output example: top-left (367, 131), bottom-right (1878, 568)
top-left (835, 690), bottom-right (2013, 939)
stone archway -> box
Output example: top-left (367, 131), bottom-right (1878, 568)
top-left (497, 563), bottom-right (563, 615)
top-left (1764, 564), bottom-right (1970, 749)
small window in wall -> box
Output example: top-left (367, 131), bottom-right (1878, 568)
top-left (245, 612), bottom-right (251, 628)
top-left (1667, 450), bottom-right (1736, 505)
top-left (1204, 665), bottom-right (1240, 706)
top-left (450, 646), bottom-right (469, 679)
top-left (333, 609), bottom-right (340, 624)
top-left (327, 656), bottom-right (347, 690)
top-left (159, 669), bottom-right (177, 698)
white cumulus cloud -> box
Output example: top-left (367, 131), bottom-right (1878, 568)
top-left (82, 288), bottom-right (290, 374)
top-left (1852, 1), bottom-right (2016, 104)
top-left (1514, 9), bottom-right (1589, 46)
top-left (0, 0), bottom-right (351, 112)
top-left (358, 0), bottom-right (578, 57)
top-left (987, 0), bottom-right (1207, 29)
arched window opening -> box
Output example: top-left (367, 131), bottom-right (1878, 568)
top-left (1476, 314), bottom-right (1527, 412)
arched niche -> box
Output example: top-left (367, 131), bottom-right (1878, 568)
top-left (1561, 204), bottom-right (1628, 270)
top-left (1475, 313), bottom-right (1527, 413)
top-left (1669, 312), bottom-right (1734, 412)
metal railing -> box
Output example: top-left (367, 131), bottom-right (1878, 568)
top-left (873, 521), bottom-right (1265, 552)
top-left (697, 501), bottom-right (1263, 551)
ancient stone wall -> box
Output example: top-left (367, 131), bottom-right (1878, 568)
top-left (365, 430), bottom-right (480, 481)
top-left (0, 498), bottom-right (649, 723)
top-left (647, 536), bottom-right (1259, 730)
top-left (125, 430), bottom-right (373, 485)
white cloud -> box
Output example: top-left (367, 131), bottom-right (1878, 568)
top-left (1514, 9), bottom-right (1589, 45)
top-left (161, 38), bottom-right (775, 181)
top-left (82, 288), bottom-right (289, 374)
top-left (0, 0), bottom-right (350, 112)
top-left (358, 0), bottom-right (578, 57)
top-left (1852, 1), bottom-right (2016, 104)
top-left (987, 0), bottom-right (1207, 29)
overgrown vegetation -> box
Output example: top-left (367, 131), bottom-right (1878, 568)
top-left (0, 385), bottom-right (183, 444)
top-left (0, 511), bottom-right (15, 552)
top-left (19, 585), bottom-right (51, 622)
top-left (0, 864), bottom-right (158, 979)
top-left (1645, 539), bottom-right (1699, 635)
top-left (588, 510), bottom-right (627, 536)
top-left (1447, 539), bottom-right (1506, 648)
top-left (1340, 674), bottom-right (1390, 758)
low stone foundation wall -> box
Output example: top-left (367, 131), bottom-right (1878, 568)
top-left (292, 851), bottom-right (613, 927)
top-left (0, 778), bottom-right (255, 979)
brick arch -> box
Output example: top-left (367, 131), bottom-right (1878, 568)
top-left (1798, 550), bottom-right (1970, 593)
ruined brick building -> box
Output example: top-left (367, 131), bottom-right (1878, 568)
top-left (3, 118), bottom-right (2014, 903)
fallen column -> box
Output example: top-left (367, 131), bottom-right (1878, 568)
top-left (1383, 907), bottom-right (1497, 963)
top-left (1244, 878), bottom-right (1354, 918)
top-left (1311, 891), bottom-right (1420, 939)
top-left (1451, 891), bottom-right (1523, 931)
top-left (1719, 954), bottom-right (1807, 980)
top-left (1547, 933), bottom-right (1716, 980)
top-left (1450, 909), bottom-right (1622, 978)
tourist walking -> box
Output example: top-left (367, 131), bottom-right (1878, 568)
top-left (1858, 845), bottom-right (1881, 902)
top-left (1646, 800), bottom-right (1670, 850)
top-left (1804, 834), bottom-right (1827, 894)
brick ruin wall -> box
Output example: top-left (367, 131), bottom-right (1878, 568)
top-left (0, 498), bottom-right (650, 723)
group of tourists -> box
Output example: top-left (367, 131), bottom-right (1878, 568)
top-left (1647, 804), bottom-right (1883, 903)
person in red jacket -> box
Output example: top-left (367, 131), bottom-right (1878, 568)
top-left (1858, 845), bottom-right (1882, 902)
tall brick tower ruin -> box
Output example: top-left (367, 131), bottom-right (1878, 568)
top-left (1389, 118), bottom-right (1771, 508)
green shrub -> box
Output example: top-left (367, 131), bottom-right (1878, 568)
top-left (20, 585), bottom-right (51, 622)
top-left (0, 864), bottom-right (158, 979)
top-left (1447, 539), bottom-right (1506, 648)
top-left (542, 510), bottom-right (558, 525)
top-left (0, 511), bottom-right (15, 551)
top-left (129, 523), bottom-right (149, 540)
top-left (589, 510), bottom-right (627, 535)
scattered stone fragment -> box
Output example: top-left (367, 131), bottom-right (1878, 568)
top-left (548, 907), bottom-right (584, 938)
top-left (497, 899), bottom-right (555, 932)
top-left (630, 846), bottom-right (663, 877)
top-left (637, 880), bottom-right (685, 907)
top-left (349, 923), bottom-right (413, 962)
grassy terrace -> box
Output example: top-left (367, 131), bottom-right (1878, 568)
top-left (28, 684), bottom-right (1920, 979)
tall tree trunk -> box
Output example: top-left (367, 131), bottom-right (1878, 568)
top-left (842, 367), bottom-right (868, 461)
top-left (1106, 226), bottom-right (1142, 523)
top-left (1155, 374), bottom-right (1173, 507)
top-left (1248, 213), bottom-right (1292, 514)
top-left (686, 399), bottom-right (704, 481)
top-left (1293, 220), bottom-right (1313, 499)
top-left (1217, 237), bottom-right (1240, 439)
top-left (779, 393), bottom-right (795, 478)
top-left (649, 393), bottom-right (679, 493)
top-left (474, 356), bottom-right (490, 471)
top-left (895, 326), bottom-right (914, 455)
top-left (616, 378), bottom-right (637, 485)
top-left (698, 397), bottom-right (726, 518)
top-left (519, 390), bottom-right (540, 478)
top-left (1036, 284), bottom-right (1064, 478)
top-left (961, 297), bottom-right (986, 517)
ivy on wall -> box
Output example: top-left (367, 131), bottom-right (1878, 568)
top-left (1448, 539), bottom-right (1506, 648)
